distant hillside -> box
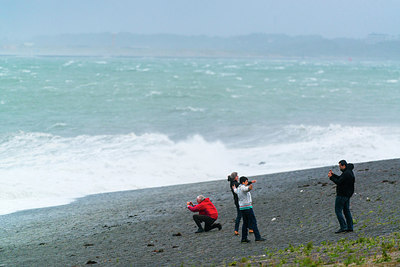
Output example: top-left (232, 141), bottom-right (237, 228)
top-left (1, 33), bottom-right (399, 59)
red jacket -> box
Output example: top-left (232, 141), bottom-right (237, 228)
top-left (187, 198), bottom-right (218, 220)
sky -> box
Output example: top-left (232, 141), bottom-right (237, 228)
top-left (1, 0), bottom-right (399, 40)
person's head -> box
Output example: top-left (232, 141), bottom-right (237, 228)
top-left (239, 176), bottom-right (248, 185)
top-left (230, 172), bottom-right (238, 181)
top-left (196, 195), bottom-right (205, 203)
top-left (338, 160), bottom-right (347, 171)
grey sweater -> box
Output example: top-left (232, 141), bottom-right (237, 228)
top-left (233, 184), bottom-right (253, 210)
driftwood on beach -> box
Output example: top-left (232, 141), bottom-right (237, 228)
top-left (1, 158), bottom-right (399, 266)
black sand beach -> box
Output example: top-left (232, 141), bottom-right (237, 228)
top-left (1, 159), bottom-right (399, 266)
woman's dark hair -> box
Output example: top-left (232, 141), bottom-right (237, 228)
top-left (339, 160), bottom-right (347, 166)
top-left (239, 176), bottom-right (248, 184)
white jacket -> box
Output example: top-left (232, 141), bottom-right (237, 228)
top-left (233, 184), bottom-right (253, 209)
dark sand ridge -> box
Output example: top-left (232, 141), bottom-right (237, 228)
top-left (1, 158), bottom-right (399, 266)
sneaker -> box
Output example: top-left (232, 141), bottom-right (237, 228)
top-left (195, 228), bottom-right (204, 233)
top-left (346, 229), bottom-right (354, 232)
top-left (255, 238), bottom-right (266, 242)
top-left (234, 231), bottom-right (239, 235)
top-left (335, 229), bottom-right (346, 234)
top-left (249, 229), bottom-right (254, 233)
top-left (241, 239), bottom-right (251, 243)
top-left (216, 223), bottom-right (222, 231)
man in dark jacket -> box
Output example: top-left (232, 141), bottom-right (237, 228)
top-left (228, 172), bottom-right (255, 235)
top-left (328, 160), bottom-right (355, 233)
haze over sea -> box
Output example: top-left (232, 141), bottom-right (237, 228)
top-left (1, 56), bottom-right (399, 215)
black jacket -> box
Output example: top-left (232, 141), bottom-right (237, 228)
top-left (330, 163), bottom-right (355, 197)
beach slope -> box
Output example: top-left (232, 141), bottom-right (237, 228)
top-left (1, 159), bottom-right (399, 266)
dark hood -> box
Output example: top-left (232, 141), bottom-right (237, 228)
top-left (346, 163), bottom-right (354, 171)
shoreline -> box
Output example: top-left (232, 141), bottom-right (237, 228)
top-left (4, 157), bottom-right (397, 218)
top-left (1, 158), bottom-right (399, 266)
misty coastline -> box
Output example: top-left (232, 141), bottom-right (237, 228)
top-left (1, 33), bottom-right (400, 59)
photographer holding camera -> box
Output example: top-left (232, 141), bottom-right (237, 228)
top-left (187, 195), bottom-right (222, 233)
top-left (328, 160), bottom-right (355, 234)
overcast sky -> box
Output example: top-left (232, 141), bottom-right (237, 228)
top-left (1, 0), bottom-right (399, 40)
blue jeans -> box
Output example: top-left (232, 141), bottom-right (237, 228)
top-left (234, 206), bottom-right (242, 231)
top-left (335, 196), bottom-right (353, 231)
top-left (241, 208), bottom-right (261, 240)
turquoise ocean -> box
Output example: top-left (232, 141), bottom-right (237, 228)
top-left (1, 56), bottom-right (400, 215)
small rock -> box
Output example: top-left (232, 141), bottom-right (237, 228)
top-left (86, 260), bottom-right (97, 264)
top-left (147, 243), bottom-right (155, 247)
top-left (172, 245), bottom-right (179, 248)
top-left (84, 243), bottom-right (94, 247)
top-left (172, 232), bottom-right (182, 236)
top-left (153, 249), bottom-right (164, 253)
top-left (382, 180), bottom-right (396, 184)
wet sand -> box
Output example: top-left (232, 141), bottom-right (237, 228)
top-left (1, 158), bottom-right (399, 266)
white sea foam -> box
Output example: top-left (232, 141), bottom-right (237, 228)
top-left (63, 60), bottom-right (75, 67)
top-left (146, 91), bottom-right (162, 97)
top-left (1, 124), bottom-right (399, 216)
top-left (205, 70), bottom-right (215, 75)
top-left (220, 73), bottom-right (236, 77)
top-left (176, 106), bottom-right (205, 112)
top-left (306, 77), bottom-right (318, 81)
top-left (47, 123), bottom-right (68, 130)
top-left (0, 133), bottom-right (230, 215)
top-left (223, 65), bottom-right (239, 69)
top-left (386, 79), bottom-right (398, 83)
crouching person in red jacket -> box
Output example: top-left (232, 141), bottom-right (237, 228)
top-left (187, 195), bottom-right (222, 233)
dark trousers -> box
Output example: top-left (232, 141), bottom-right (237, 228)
top-left (234, 205), bottom-right (242, 231)
top-left (193, 215), bottom-right (218, 231)
top-left (335, 196), bottom-right (353, 231)
top-left (241, 208), bottom-right (261, 240)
